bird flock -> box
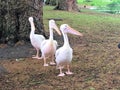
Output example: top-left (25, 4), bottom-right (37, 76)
top-left (28, 17), bottom-right (83, 76)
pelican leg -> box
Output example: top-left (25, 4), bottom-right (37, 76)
top-left (38, 56), bottom-right (43, 59)
top-left (32, 49), bottom-right (40, 59)
top-left (43, 56), bottom-right (49, 66)
top-left (66, 65), bottom-right (73, 75)
top-left (50, 55), bottom-right (56, 65)
top-left (58, 66), bottom-right (65, 76)
top-left (38, 49), bottom-right (44, 59)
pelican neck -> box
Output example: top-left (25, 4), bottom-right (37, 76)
top-left (49, 28), bottom-right (54, 40)
top-left (62, 31), bottom-right (70, 46)
top-left (30, 21), bottom-right (35, 35)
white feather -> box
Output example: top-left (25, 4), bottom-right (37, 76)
top-left (29, 17), bottom-right (45, 58)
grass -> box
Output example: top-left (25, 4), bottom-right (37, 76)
top-left (43, 6), bottom-right (120, 33)
top-left (77, 0), bottom-right (112, 6)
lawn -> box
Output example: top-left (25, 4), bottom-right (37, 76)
top-left (1, 6), bottom-right (120, 90)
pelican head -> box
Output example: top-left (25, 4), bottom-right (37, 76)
top-left (28, 17), bottom-right (34, 22)
top-left (60, 24), bottom-right (83, 36)
top-left (49, 20), bottom-right (61, 35)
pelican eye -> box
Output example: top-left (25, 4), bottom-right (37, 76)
top-left (64, 25), bottom-right (68, 30)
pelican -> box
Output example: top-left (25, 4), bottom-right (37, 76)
top-left (55, 24), bottom-right (83, 76)
top-left (28, 17), bottom-right (45, 59)
top-left (40, 20), bottom-right (61, 66)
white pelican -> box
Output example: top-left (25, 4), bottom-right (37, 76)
top-left (28, 17), bottom-right (45, 59)
top-left (40, 20), bottom-right (61, 66)
top-left (55, 24), bottom-right (83, 76)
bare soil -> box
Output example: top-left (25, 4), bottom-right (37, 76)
top-left (0, 30), bottom-right (120, 90)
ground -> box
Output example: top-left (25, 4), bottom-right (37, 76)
top-left (0, 30), bottom-right (120, 90)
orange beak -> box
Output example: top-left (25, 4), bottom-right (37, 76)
top-left (53, 23), bottom-right (61, 35)
top-left (66, 25), bottom-right (83, 36)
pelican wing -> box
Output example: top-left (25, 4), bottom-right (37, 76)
top-left (53, 40), bottom-right (59, 48)
top-left (30, 34), bottom-right (45, 49)
top-left (40, 40), bottom-right (48, 48)
top-left (34, 35), bottom-right (45, 42)
top-left (55, 46), bottom-right (73, 66)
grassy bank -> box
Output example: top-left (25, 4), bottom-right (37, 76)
top-left (43, 6), bottom-right (120, 33)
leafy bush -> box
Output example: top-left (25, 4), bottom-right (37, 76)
top-left (107, 1), bottom-right (120, 14)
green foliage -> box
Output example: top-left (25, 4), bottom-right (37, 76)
top-left (77, 0), bottom-right (120, 14)
top-left (77, 0), bottom-right (112, 6)
top-left (107, 1), bottom-right (120, 13)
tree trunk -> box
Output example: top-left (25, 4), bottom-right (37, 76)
top-left (54, 0), bottom-right (80, 12)
top-left (0, 0), bottom-right (46, 46)
top-left (45, 0), bottom-right (57, 6)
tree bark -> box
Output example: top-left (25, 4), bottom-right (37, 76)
top-left (0, 0), bottom-right (46, 46)
top-left (45, 0), bottom-right (57, 6)
top-left (54, 0), bottom-right (80, 12)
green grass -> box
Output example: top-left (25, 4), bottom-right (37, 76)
top-left (77, 0), bottom-right (112, 6)
top-left (43, 6), bottom-right (120, 33)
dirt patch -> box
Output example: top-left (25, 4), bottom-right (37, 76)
top-left (0, 30), bottom-right (120, 90)
top-left (0, 42), bottom-right (35, 60)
